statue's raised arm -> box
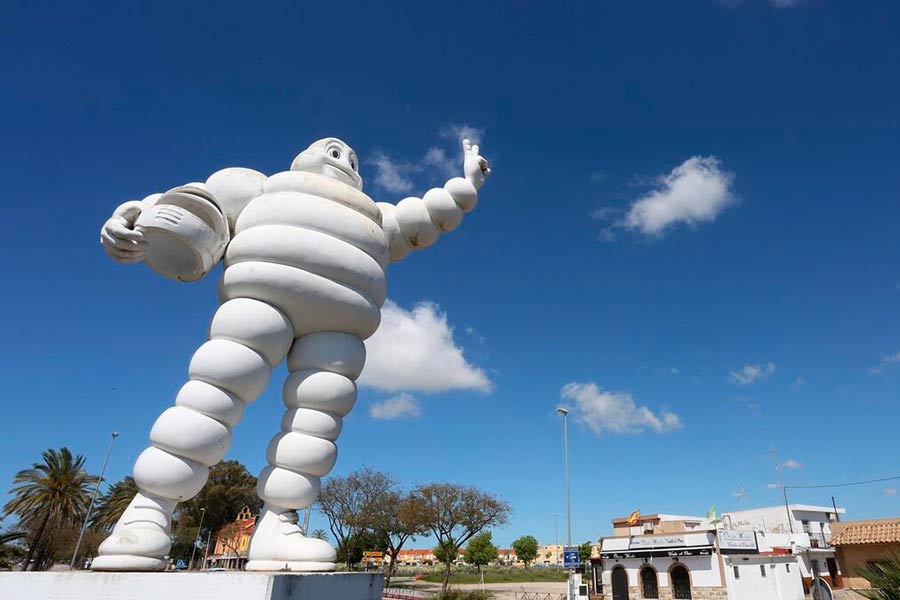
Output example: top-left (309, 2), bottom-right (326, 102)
top-left (378, 139), bottom-right (491, 262)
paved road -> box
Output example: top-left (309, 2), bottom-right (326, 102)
top-left (395, 579), bottom-right (567, 600)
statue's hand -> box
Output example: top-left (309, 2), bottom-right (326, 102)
top-left (100, 201), bottom-right (147, 263)
top-left (463, 139), bottom-right (491, 190)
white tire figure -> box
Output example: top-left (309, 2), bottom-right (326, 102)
top-left (93, 138), bottom-right (490, 572)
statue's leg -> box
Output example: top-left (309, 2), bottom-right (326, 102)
top-left (246, 331), bottom-right (365, 572)
top-left (91, 298), bottom-right (293, 572)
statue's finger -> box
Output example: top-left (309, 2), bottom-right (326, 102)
top-left (472, 144), bottom-right (480, 154)
top-left (462, 139), bottom-right (472, 152)
top-left (107, 218), bottom-right (144, 243)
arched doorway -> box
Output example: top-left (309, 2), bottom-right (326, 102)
top-left (671, 564), bottom-right (692, 599)
top-left (640, 566), bottom-right (659, 598)
top-left (612, 565), bottom-right (629, 600)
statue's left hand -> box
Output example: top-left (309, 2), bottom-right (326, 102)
top-left (463, 139), bottom-right (491, 190)
top-left (100, 201), bottom-right (147, 263)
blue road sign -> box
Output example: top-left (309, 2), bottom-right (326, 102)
top-left (563, 546), bottom-right (580, 569)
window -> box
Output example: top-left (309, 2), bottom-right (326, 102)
top-left (760, 565), bottom-right (767, 577)
top-left (641, 567), bottom-right (659, 599)
top-left (802, 520), bottom-right (811, 533)
top-left (671, 565), bottom-right (692, 600)
top-left (811, 560), bottom-right (821, 576)
top-left (733, 566), bottom-right (740, 579)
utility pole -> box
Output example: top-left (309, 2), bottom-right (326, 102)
top-left (554, 513), bottom-right (560, 568)
top-left (71, 431), bottom-right (119, 569)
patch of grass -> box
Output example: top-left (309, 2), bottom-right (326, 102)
top-left (419, 567), bottom-right (569, 584)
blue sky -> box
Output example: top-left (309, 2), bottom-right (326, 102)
top-left (1, 1), bottom-right (899, 549)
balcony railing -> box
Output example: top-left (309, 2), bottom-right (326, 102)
top-left (807, 533), bottom-right (832, 548)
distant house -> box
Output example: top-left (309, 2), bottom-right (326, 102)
top-left (830, 517), bottom-right (900, 590)
top-left (205, 506), bottom-right (256, 570)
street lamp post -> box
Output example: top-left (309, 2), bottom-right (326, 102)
top-left (556, 407), bottom-right (572, 547)
top-left (71, 431), bottom-right (119, 570)
top-left (554, 513), bottom-right (560, 568)
top-left (557, 407), bottom-right (574, 600)
top-left (190, 507), bottom-right (206, 571)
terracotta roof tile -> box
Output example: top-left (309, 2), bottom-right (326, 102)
top-left (830, 518), bottom-right (900, 545)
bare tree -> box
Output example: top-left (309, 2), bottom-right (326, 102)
top-left (370, 490), bottom-right (429, 587)
top-left (317, 467), bottom-right (393, 570)
top-left (414, 483), bottom-right (511, 591)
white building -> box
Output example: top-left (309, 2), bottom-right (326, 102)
top-left (722, 504), bottom-right (845, 589)
top-left (595, 513), bottom-right (805, 600)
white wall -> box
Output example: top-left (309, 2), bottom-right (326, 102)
top-left (723, 556), bottom-right (804, 600)
top-left (602, 555), bottom-right (722, 590)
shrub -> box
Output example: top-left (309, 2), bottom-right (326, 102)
top-left (433, 591), bottom-right (493, 600)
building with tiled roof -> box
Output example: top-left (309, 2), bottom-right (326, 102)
top-left (830, 517), bottom-right (900, 589)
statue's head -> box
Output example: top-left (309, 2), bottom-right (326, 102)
top-left (291, 138), bottom-right (363, 190)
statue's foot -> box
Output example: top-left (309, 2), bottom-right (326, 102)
top-left (91, 493), bottom-right (173, 572)
top-left (245, 503), bottom-right (336, 572)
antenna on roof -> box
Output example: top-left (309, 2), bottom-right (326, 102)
top-left (734, 484), bottom-right (747, 510)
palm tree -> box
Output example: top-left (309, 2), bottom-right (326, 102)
top-left (3, 448), bottom-right (96, 570)
top-left (312, 529), bottom-right (328, 541)
top-left (91, 476), bottom-right (138, 532)
top-left (856, 550), bottom-right (900, 600)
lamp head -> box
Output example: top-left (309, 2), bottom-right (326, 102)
top-left (556, 407), bottom-right (569, 416)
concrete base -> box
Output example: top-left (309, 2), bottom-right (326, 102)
top-left (0, 571), bottom-right (384, 600)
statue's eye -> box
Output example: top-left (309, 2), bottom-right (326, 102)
top-left (349, 156), bottom-right (357, 170)
top-left (330, 148), bottom-right (342, 159)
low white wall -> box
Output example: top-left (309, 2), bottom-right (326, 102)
top-left (0, 571), bottom-right (384, 600)
top-left (724, 556), bottom-right (804, 600)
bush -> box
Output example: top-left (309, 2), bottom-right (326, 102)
top-left (433, 591), bottom-right (493, 600)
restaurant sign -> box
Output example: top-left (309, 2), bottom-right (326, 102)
top-left (718, 530), bottom-right (758, 554)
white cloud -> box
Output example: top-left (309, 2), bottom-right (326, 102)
top-left (440, 123), bottom-right (484, 147)
top-left (783, 459), bottom-right (803, 469)
top-left (885, 488), bottom-right (898, 496)
top-left (368, 124), bottom-right (484, 194)
top-left (369, 393), bottom-right (422, 420)
top-left (560, 382), bottom-right (683, 435)
top-left (790, 377), bottom-right (805, 391)
top-left (870, 351), bottom-right (900, 375)
top-left (729, 362), bottom-right (776, 386)
top-left (360, 300), bottom-right (492, 393)
top-left (623, 156), bottom-right (737, 236)
top-left (369, 151), bottom-right (415, 194)
top-left (771, 0), bottom-right (805, 7)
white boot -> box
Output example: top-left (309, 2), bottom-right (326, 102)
top-left (90, 493), bottom-right (173, 571)
top-left (245, 503), bottom-right (336, 572)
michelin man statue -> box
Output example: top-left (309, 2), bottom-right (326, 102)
top-left (94, 138), bottom-right (490, 571)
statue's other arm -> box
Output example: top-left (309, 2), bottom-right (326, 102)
top-left (378, 139), bottom-right (491, 263)
top-left (99, 167), bottom-right (266, 271)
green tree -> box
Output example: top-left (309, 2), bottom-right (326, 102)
top-left (180, 460), bottom-right (260, 541)
top-left (433, 539), bottom-right (458, 565)
top-left (0, 529), bottom-right (26, 569)
top-left (318, 467), bottom-right (394, 570)
top-left (91, 476), bottom-right (138, 531)
top-left (370, 488), bottom-right (429, 587)
top-left (466, 532), bottom-right (498, 575)
top-left (312, 529), bottom-right (328, 541)
top-left (3, 448), bottom-right (97, 570)
top-left (512, 535), bottom-right (538, 569)
top-left (415, 483), bottom-right (511, 591)
top-left (578, 541), bottom-right (593, 563)
top-left (856, 550), bottom-right (900, 600)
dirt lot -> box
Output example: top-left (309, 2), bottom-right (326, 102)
top-left (400, 579), bottom-right (567, 600)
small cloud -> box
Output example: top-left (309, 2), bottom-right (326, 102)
top-left (591, 206), bottom-right (620, 221)
top-left (771, 0), bottom-right (805, 7)
top-left (360, 300), bottom-right (492, 393)
top-left (369, 124), bottom-right (484, 194)
top-left (369, 151), bottom-right (415, 194)
top-left (369, 393), bottom-right (421, 420)
top-left (789, 377), bottom-right (805, 391)
top-left (671, 368), bottom-right (681, 376)
top-left (561, 382), bottom-right (683, 435)
top-left (440, 123), bottom-right (484, 147)
top-left (729, 362), bottom-right (776, 386)
top-left (622, 156), bottom-right (737, 236)
top-left (870, 351), bottom-right (900, 376)
top-left (783, 459), bottom-right (803, 470)
top-left (589, 171), bottom-right (608, 183)
top-left (884, 488), bottom-right (897, 496)
top-left (464, 325), bottom-right (486, 344)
